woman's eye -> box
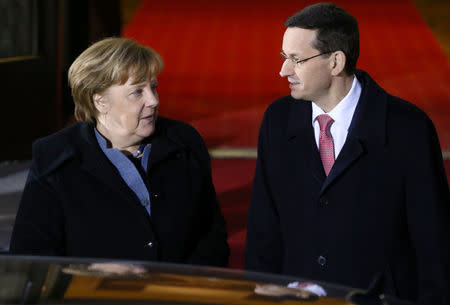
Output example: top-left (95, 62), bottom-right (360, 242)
top-left (132, 89), bottom-right (143, 96)
top-left (151, 84), bottom-right (158, 91)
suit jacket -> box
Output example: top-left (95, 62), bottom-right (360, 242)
top-left (245, 70), bottom-right (450, 304)
top-left (10, 117), bottom-right (229, 267)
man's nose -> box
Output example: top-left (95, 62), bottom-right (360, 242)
top-left (279, 60), bottom-right (293, 77)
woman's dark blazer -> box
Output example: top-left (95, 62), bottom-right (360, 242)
top-left (10, 117), bottom-right (229, 267)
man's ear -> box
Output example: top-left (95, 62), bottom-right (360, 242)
top-left (330, 51), bottom-right (346, 76)
top-left (93, 93), bottom-right (108, 114)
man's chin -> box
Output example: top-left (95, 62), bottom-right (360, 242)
top-left (290, 91), bottom-right (302, 100)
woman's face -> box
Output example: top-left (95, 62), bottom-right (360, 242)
top-left (94, 77), bottom-right (159, 147)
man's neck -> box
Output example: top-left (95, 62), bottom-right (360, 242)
top-left (314, 74), bottom-right (354, 113)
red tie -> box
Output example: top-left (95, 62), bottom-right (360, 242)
top-left (317, 114), bottom-right (335, 176)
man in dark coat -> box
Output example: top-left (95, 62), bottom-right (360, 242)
top-left (245, 3), bottom-right (450, 304)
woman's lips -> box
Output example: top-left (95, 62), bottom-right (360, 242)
top-left (141, 114), bottom-right (155, 122)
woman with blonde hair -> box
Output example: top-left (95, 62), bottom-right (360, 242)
top-left (10, 37), bottom-right (229, 267)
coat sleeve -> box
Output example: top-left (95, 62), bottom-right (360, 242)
top-left (9, 141), bottom-right (65, 256)
top-left (403, 115), bottom-right (450, 304)
top-left (245, 109), bottom-right (283, 273)
top-left (185, 129), bottom-right (230, 267)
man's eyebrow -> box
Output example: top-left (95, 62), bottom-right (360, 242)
top-left (288, 52), bottom-right (301, 57)
top-left (283, 51), bottom-right (301, 58)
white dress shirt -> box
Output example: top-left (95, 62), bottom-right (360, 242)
top-left (312, 76), bottom-right (362, 159)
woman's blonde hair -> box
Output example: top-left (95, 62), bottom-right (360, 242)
top-left (68, 37), bottom-right (163, 122)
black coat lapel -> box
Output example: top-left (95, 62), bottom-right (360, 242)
top-left (321, 135), bottom-right (365, 193)
top-left (148, 136), bottom-right (184, 170)
top-left (287, 100), bottom-right (326, 186)
top-left (321, 70), bottom-right (388, 194)
top-left (77, 123), bottom-right (142, 205)
top-left (147, 118), bottom-right (186, 170)
top-left (311, 135), bottom-right (327, 184)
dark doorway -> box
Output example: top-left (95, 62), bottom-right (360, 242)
top-left (0, 0), bottom-right (60, 161)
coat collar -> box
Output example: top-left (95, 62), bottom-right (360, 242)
top-left (348, 70), bottom-right (387, 147)
top-left (324, 70), bottom-right (388, 193)
top-left (286, 98), bottom-right (327, 185)
top-left (285, 70), bottom-right (388, 194)
top-left (77, 123), bottom-right (140, 203)
top-left (287, 95), bottom-right (311, 140)
top-left (147, 119), bottom-right (186, 169)
top-left (76, 117), bottom-right (187, 170)
top-left (62, 118), bottom-right (186, 202)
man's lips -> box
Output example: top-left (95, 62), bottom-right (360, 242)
top-left (289, 82), bottom-right (300, 89)
top-left (288, 78), bottom-right (301, 89)
top-left (287, 77), bottom-right (300, 83)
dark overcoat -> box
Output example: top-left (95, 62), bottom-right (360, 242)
top-left (10, 117), bottom-right (229, 267)
top-left (245, 70), bottom-right (450, 304)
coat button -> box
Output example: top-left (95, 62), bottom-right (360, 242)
top-left (151, 193), bottom-right (160, 200)
top-left (146, 241), bottom-right (153, 247)
top-left (317, 255), bottom-right (326, 266)
top-left (319, 197), bottom-right (328, 205)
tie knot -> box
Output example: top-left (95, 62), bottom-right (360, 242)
top-left (316, 114), bottom-right (334, 132)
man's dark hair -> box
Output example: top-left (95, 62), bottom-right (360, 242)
top-left (285, 2), bottom-right (359, 75)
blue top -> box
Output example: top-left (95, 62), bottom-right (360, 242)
top-left (94, 128), bottom-right (152, 215)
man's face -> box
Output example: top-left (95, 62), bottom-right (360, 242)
top-left (280, 27), bottom-right (332, 102)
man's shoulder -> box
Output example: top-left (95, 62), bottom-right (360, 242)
top-left (357, 69), bottom-right (433, 127)
top-left (266, 95), bottom-right (297, 113)
top-left (387, 94), bottom-right (431, 122)
top-left (385, 96), bottom-right (438, 144)
top-left (263, 95), bottom-right (310, 124)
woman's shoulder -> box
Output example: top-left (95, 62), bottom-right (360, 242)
top-left (155, 116), bottom-right (202, 142)
top-left (154, 117), bottom-right (209, 161)
top-left (34, 121), bottom-right (89, 148)
top-left (31, 122), bottom-right (91, 176)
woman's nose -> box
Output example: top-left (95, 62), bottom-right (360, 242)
top-left (144, 90), bottom-right (159, 107)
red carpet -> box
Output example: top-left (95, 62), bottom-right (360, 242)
top-left (125, 0), bottom-right (450, 149)
top-left (212, 159), bottom-right (255, 269)
top-left (124, 0), bottom-right (450, 269)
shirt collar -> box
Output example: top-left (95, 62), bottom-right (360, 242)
top-left (94, 127), bottom-right (114, 151)
top-left (312, 75), bottom-right (362, 131)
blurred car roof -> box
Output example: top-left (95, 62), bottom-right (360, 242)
top-left (0, 255), bottom-right (415, 305)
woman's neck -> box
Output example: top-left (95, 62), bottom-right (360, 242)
top-left (96, 123), bottom-right (141, 155)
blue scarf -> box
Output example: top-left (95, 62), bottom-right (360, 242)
top-left (94, 128), bottom-right (152, 215)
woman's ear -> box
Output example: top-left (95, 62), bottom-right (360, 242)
top-left (330, 51), bottom-right (346, 76)
top-left (93, 93), bottom-right (108, 114)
